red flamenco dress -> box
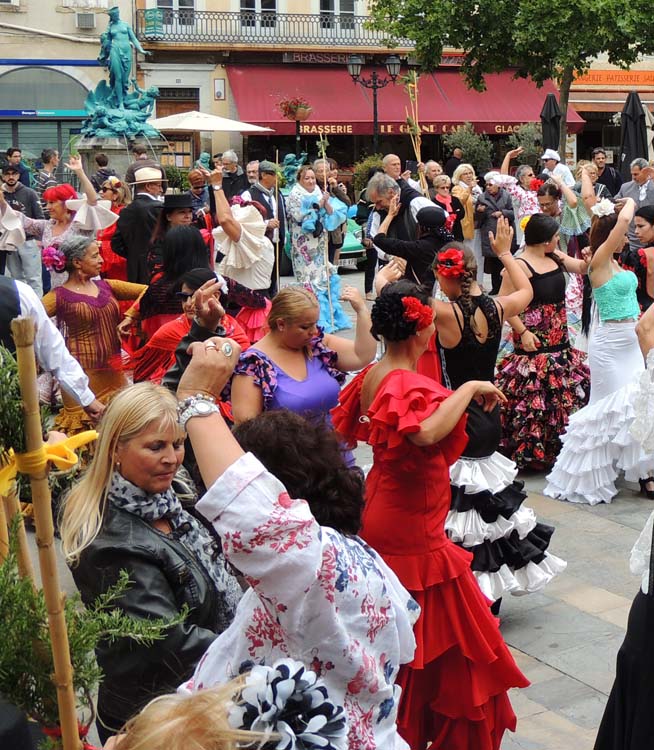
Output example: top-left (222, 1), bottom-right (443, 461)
top-left (332, 368), bottom-right (529, 750)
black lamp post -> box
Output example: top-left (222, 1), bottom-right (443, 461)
top-left (347, 54), bottom-right (401, 153)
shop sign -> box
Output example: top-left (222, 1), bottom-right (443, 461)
top-left (574, 70), bottom-right (654, 86)
top-left (0, 109), bottom-right (87, 117)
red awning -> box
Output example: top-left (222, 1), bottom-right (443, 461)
top-left (227, 66), bottom-right (585, 136)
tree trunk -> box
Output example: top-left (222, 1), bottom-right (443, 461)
top-left (558, 65), bottom-right (574, 159)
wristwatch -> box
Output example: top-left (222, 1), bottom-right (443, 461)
top-left (212, 184), bottom-right (223, 191)
top-left (177, 393), bottom-right (219, 430)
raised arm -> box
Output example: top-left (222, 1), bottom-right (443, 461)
top-left (580, 166), bottom-right (597, 213)
top-left (66, 155), bottom-right (97, 206)
top-left (590, 197), bottom-right (636, 273)
top-left (548, 173), bottom-right (577, 208)
top-left (501, 148), bottom-right (523, 175)
top-left (207, 167), bottom-right (242, 242)
top-left (323, 286), bottom-right (376, 371)
top-left (490, 218), bottom-right (533, 317)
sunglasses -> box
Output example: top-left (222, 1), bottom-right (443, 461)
top-left (176, 291), bottom-right (194, 300)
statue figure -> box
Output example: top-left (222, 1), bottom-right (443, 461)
top-left (98, 6), bottom-right (151, 110)
top-left (282, 151), bottom-right (307, 187)
top-left (194, 152), bottom-right (212, 170)
top-left (81, 9), bottom-right (161, 140)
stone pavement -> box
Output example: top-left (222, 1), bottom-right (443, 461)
top-left (499, 473), bottom-right (650, 750)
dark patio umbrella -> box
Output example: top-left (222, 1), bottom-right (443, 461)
top-left (540, 93), bottom-right (562, 151)
top-left (619, 91), bottom-right (649, 181)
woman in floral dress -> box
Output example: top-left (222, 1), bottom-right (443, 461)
top-left (287, 165), bottom-right (350, 332)
top-left (495, 214), bottom-right (590, 469)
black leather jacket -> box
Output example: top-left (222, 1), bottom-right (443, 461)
top-left (71, 499), bottom-right (224, 728)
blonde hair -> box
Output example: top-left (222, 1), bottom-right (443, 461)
top-left (267, 286), bottom-right (319, 331)
top-left (433, 174), bottom-right (451, 189)
top-left (103, 175), bottom-right (132, 207)
top-left (116, 680), bottom-right (272, 750)
top-left (59, 383), bottom-right (183, 564)
top-left (452, 163), bottom-right (476, 185)
top-left (296, 165), bottom-right (315, 184)
top-left (574, 159), bottom-right (594, 180)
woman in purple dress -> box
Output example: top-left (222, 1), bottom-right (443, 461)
top-left (229, 285), bottom-right (376, 461)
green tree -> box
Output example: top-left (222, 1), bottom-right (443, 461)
top-left (506, 123), bottom-right (543, 169)
top-left (367, 0), bottom-right (654, 154)
top-left (442, 123), bottom-right (493, 174)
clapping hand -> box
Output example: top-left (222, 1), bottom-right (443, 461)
top-left (65, 155), bottom-right (84, 173)
top-left (339, 284), bottom-right (366, 312)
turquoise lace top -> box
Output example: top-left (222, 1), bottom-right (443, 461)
top-left (593, 270), bottom-right (640, 322)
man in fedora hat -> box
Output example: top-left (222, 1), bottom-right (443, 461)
top-left (111, 165), bottom-right (164, 283)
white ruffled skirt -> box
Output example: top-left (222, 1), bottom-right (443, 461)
top-left (545, 321), bottom-right (654, 505)
top-left (447, 451), bottom-right (567, 602)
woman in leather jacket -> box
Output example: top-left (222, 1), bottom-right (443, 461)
top-left (58, 382), bottom-right (242, 742)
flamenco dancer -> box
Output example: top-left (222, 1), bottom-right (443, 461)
top-left (430, 221), bottom-right (567, 606)
top-left (333, 281), bottom-right (528, 750)
top-left (545, 197), bottom-right (654, 505)
top-left (495, 214), bottom-right (590, 470)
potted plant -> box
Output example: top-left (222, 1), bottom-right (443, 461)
top-left (278, 96), bottom-right (312, 121)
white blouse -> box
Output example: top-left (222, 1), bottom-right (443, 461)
top-left (181, 452), bottom-right (419, 750)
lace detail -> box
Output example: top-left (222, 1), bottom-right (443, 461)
top-left (630, 349), bottom-right (654, 453)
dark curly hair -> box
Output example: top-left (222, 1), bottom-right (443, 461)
top-left (370, 280), bottom-right (431, 342)
top-left (232, 411), bottom-right (364, 535)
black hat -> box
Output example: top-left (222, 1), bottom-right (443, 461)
top-left (416, 206), bottom-right (446, 229)
top-left (163, 193), bottom-right (194, 210)
top-left (2, 164), bottom-right (20, 175)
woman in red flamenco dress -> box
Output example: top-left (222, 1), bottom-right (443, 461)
top-left (332, 280), bottom-right (529, 750)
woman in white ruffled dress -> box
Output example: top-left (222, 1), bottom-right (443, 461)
top-left (545, 195), bottom-right (654, 505)
top-left (209, 168), bottom-right (274, 342)
top-left (287, 165), bottom-right (350, 333)
top-left (425, 219), bottom-right (567, 609)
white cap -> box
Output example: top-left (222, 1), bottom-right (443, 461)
top-left (541, 149), bottom-right (561, 162)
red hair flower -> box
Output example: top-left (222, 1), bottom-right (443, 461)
top-left (401, 296), bottom-right (434, 330)
top-left (529, 178), bottom-right (544, 192)
top-left (436, 247), bottom-right (466, 278)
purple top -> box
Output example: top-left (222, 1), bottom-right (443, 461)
top-left (232, 331), bottom-right (354, 465)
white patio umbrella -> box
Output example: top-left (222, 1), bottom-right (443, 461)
top-left (148, 110), bottom-right (273, 133)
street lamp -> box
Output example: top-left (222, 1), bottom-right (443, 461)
top-left (347, 54), bottom-right (401, 153)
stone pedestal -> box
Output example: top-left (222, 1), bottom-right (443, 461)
top-left (76, 137), bottom-right (168, 183)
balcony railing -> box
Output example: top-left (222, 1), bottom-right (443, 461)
top-left (135, 8), bottom-right (412, 49)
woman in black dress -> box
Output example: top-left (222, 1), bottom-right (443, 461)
top-left (426, 219), bottom-right (567, 608)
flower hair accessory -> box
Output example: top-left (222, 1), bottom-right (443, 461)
top-left (401, 296), bottom-right (434, 330)
top-left (529, 178), bottom-right (544, 192)
top-left (590, 198), bottom-right (615, 218)
top-left (519, 215), bottom-right (532, 232)
top-left (229, 658), bottom-right (347, 749)
top-left (435, 247), bottom-right (466, 278)
top-left (42, 245), bottom-right (66, 273)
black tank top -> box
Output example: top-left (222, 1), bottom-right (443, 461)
top-left (438, 294), bottom-right (503, 389)
top-left (517, 257), bottom-right (565, 304)
top-left (438, 294), bottom-right (504, 458)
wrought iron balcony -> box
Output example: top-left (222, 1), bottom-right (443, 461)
top-left (134, 8), bottom-right (412, 49)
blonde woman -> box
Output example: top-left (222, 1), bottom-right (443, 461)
top-left (452, 163), bottom-right (484, 283)
top-left (98, 175), bottom-right (132, 282)
top-left (59, 382), bottom-right (242, 743)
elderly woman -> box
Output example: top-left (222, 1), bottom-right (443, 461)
top-left (0, 155), bottom-right (117, 289)
top-left (475, 171), bottom-right (516, 293)
top-left (59, 382), bottom-right (242, 743)
top-left (498, 148), bottom-right (540, 243)
top-left (97, 175), bottom-right (131, 282)
top-left (432, 173), bottom-right (465, 241)
top-left (287, 165), bottom-right (350, 332)
top-left (40, 234), bottom-right (145, 433)
top-left (229, 285), bottom-right (375, 465)
top-left (171, 345), bottom-right (418, 750)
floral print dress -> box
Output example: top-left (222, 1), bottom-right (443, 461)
top-left (286, 183), bottom-right (351, 333)
top-left (496, 259), bottom-right (590, 469)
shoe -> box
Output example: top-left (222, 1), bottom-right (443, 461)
top-left (639, 477), bottom-right (654, 499)
top-left (365, 292), bottom-right (375, 301)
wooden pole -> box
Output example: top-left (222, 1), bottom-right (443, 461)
top-left (10, 316), bottom-right (81, 750)
top-left (0, 487), bottom-right (8, 563)
top-left (318, 143), bottom-right (334, 330)
top-left (275, 148), bottom-right (281, 293)
top-left (3, 486), bottom-right (36, 582)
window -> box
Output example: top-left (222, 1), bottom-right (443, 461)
top-left (240, 0), bottom-right (276, 29)
top-left (320, 0), bottom-right (354, 29)
top-left (157, 0), bottom-right (194, 27)
top-left (0, 0), bottom-right (20, 6)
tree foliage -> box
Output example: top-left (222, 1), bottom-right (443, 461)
top-left (506, 124), bottom-right (543, 169)
top-left (442, 124), bottom-right (493, 174)
top-left (368, 0), bottom-right (654, 152)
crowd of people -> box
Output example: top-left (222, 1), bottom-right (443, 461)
top-left (2, 138), bottom-right (654, 750)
